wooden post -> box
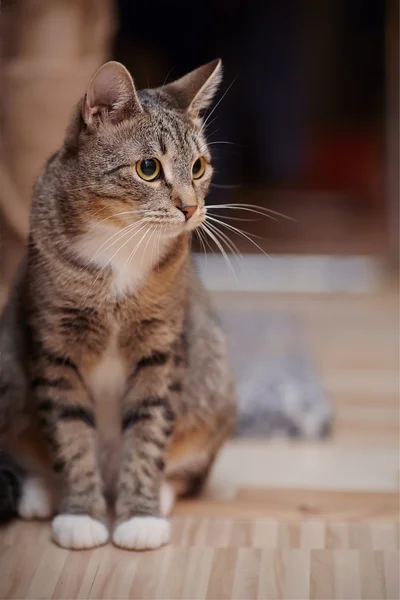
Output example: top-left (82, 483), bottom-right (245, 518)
top-left (0, 0), bottom-right (115, 284)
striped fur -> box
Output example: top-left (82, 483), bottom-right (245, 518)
top-left (0, 60), bottom-right (236, 548)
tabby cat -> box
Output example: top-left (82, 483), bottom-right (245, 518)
top-left (0, 60), bottom-right (236, 550)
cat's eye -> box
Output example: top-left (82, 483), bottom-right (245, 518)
top-left (192, 157), bottom-right (206, 180)
top-left (136, 158), bottom-right (161, 181)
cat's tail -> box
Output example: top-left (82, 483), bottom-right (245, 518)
top-left (0, 448), bottom-right (24, 523)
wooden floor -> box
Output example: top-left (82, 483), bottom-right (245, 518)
top-left (0, 289), bottom-right (399, 599)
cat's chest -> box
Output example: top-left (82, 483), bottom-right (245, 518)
top-left (86, 324), bottom-right (127, 438)
top-left (75, 222), bottom-right (169, 298)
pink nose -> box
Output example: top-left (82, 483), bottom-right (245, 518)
top-left (179, 205), bottom-right (197, 221)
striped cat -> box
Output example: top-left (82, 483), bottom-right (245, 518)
top-left (0, 60), bottom-right (236, 550)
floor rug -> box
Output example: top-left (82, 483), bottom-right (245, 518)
top-left (219, 310), bottom-right (333, 438)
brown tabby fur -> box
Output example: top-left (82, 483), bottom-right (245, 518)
top-left (0, 60), bottom-right (236, 546)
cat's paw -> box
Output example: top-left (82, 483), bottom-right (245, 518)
top-left (160, 482), bottom-right (175, 517)
top-left (112, 516), bottom-right (170, 550)
top-left (52, 514), bottom-right (109, 549)
top-left (18, 477), bottom-right (53, 520)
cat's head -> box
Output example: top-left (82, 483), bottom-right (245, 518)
top-left (64, 60), bottom-right (222, 238)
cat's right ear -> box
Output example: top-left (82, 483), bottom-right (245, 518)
top-left (162, 59), bottom-right (223, 118)
top-left (82, 61), bottom-right (142, 127)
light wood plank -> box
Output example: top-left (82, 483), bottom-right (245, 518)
top-left (360, 552), bottom-right (387, 600)
top-left (206, 549), bottom-right (237, 599)
top-left (310, 550), bottom-right (334, 599)
top-left (231, 548), bottom-right (261, 599)
top-left (0, 290), bottom-right (398, 598)
top-left (180, 547), bottom-right (214, 600)
top-left (175, 488), bottom-right (400, 521)
top-left (334, 550), bottom-right (361, 600)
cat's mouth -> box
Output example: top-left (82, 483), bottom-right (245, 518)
top-left (184, 206), bottom-right (206, 232)
top-left (152, 219), bottom-right (204, 239)
top-left (184, 213), bottom-right (205, 232)
top-left (145, 208), bottom-right (205, 236)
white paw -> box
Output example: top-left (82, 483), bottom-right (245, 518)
top-left (112, 516), bottom-right (170, 550)
top-left (160, 482), bottom-right (175, 517)
top-left (18, 477), bottom-right (53, 520)
top-left (52, 514), bottom-right (109, 549)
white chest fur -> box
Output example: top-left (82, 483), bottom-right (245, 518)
top-left (75, 221), bottom-right (169, 298)
top-left (87, 324), bottom-right (126, 443)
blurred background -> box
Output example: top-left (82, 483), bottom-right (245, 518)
top-left (0, 0), bottom-right (398, 289)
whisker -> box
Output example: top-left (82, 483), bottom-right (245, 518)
top-left (157, 67), bottom-right (174, 101)
top-left (63, 220), bottom-right (146, 289)
top-left (124, 229), bottom-right (150, 273)
top-left (206, 215), bottom-right (265, 240)
top-left (98, 222), bottom-right (150, 282)
top-left (91, 219), bottom-right (149, 261)
top-left (202, 128), bottom-right (219, 140)
top-left (207, 203), bottom-right (294, 221)
top-left (136, 209), bottom-right (170, 217)
top-left (208, 207), bottom-right (278, 224)
top-left (198, 225), bottom-right (215, 257)
top-left (81, 222), bottom-right (150, 309)
top-left (207, 141), bottom-right (239, 146)
top-left (124, 225), bottom-right (154, 272)
top-left (200, 74), bottom-right (239, 134)
top-left (209, 184), bottom-right (241, 190)
top-left (206, 213), bottom-right (256, 222)
top-left (201, 223), bottom-right (238, 281)
top-left (203, 115), bottom-right (218, 132)
top-left (98, 222), bottom-right (149, 275)
top-left (140, 226), bottom-right (157, 271)
top-left (155, 224), bottom-right (163, 272)
top-left (205, 221), bottom-right (242, 259)
top-left (86, 205), bottom-right (114, 220)
top-left (205, 216), bottom-right (271, 258)
top-left (195, 228), bottom-right (208, 267)
top-left (87, 211), bottom-right (145, 234)
top-left (120, 233), bottom-right (147, 276)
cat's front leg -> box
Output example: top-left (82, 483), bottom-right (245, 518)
top-left (113, 362), bottom-right (175, 550)
top-left (31, 351), bottom-right (108, 550)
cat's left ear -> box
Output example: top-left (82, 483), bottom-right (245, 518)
top-left (162, 59), bottom-right (222, 118)
top-left (82, 61), bottom-right (142, 127)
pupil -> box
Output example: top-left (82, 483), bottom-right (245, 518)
top-left (193, 159), bottom-right (201, 174)
top-left (142, 159), bottom-right (156, 176)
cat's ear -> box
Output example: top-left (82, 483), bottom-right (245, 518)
top-left (82, 61), bottom-right (142, 127)
top-left (162, 59), bottom-right (222, 118)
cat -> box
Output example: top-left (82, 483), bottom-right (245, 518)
top-left (0, 59), bottom-right (236, 550)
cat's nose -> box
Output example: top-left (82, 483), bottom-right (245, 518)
top-left (179, 205), bottom-right (197, 221)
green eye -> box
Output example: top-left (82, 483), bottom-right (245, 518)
top-left (136, 158), bottom-right (161, 181)
top-left (192, 157), bottom-right (206, 180)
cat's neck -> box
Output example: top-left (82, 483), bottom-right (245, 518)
top-left (73, 221), bottom-right (187, 298)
